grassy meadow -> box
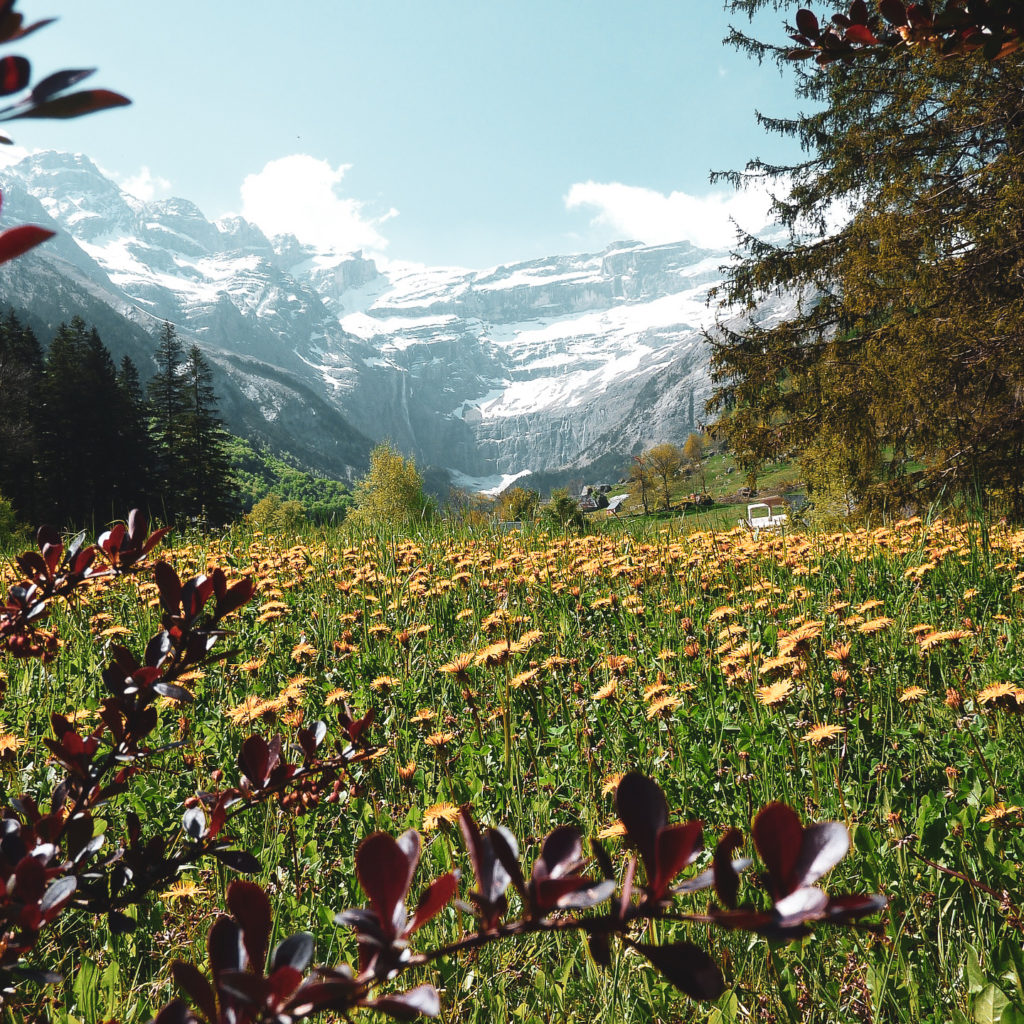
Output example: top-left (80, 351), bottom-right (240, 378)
top-left (2, 514), bottom-right (1023, 1022)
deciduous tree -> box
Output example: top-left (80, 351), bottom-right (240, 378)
top-left (349, 440), bottom-right (432, 529)
top-left (646, 442), bottom-right (684, 511)
top-left (683, 432), bottom-right (707, 493)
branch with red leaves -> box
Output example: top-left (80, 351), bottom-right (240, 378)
top-left (0, 509), bottom-right (169, 660)
top-left (0, 511), bottom-right (384, 997)
top-left (0, 0), bottom-right (130, 264)
top-left (786, 0), bottom-right (1024, 64)
top-left (152, 773), bottom-right (887, 1023)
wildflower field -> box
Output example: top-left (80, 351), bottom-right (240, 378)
top-left (2, 515), bottom-right (1023, 1023)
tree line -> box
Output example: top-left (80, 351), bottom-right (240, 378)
top-left (0, 313), bottom-right (235, 527)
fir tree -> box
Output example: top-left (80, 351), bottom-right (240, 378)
top-left (37, 318), bottom-right (125, 523)
top-left (114, 354), bottom-right (155, 510)
top-left (709, 3), bottom-right (1024, 513)
top-left (0, 310), bottom-right (43, 519)
top-left (147, 320), bottom-right (188, 503)
top-left (179, 344), bottom-right (235, 522)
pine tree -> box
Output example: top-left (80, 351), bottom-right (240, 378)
top-left (37, 318), bottom-right (126, 523)
top-left (0, 310), bottom-right (43, 519)
top-left (179, 344), bottom-right (235, 522)
top-left (709, 2), bottom-right (1024, 513)
top-left (114, 354), bottom-right (155, 510)
top-left (147, 321), bottom-right (189, 504)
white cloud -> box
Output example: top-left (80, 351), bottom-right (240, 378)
top-left (240, 154), bottom-right (395, 253)
top-left (117, 166), bottom-right (172, 202)
top-left (564, 178), bottom-right (780, 251)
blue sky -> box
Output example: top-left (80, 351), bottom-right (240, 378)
top-left (5, 1), bottom-right (805, 267)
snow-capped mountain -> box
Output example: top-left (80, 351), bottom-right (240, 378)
top-left (0, 151), bottom-right (786, 489)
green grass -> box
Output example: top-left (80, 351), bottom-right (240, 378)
top-left (1, 513), bottom-right (1023, 1022)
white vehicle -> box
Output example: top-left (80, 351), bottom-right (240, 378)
top-left (740, 502), bottom-right (788, 536)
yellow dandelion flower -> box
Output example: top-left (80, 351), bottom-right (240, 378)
top-left (802, 723), bottom-right (845, 745)
top-left (510, 668), bottom-right (539, 689)
top-left (961, 588), bottom-right (978, 601)
top-left (825, 641), bottom-right (852, 662)
top-left (225, 695), bottom-right (279, 724)
top-left (411, 708), bottom-right (436, 723)
top-left (398, 760), bottom-right (417, 781)
top-left (977, 682), bottom-right (1019, 706)
top-left (856, 599), bottom-right (885, 614)
top-left (473, 640), bottom-right (513, 667)
top-left (455, 609), bottom-right (475, 621)
top-left (708, 605), bottom-right (738, 622)
top-left (423, 802), bottom-right (461, 830)
top-left (756, 680), bottom-right (794, 707)
top-left (510, 629), bottom-right (543, 654)
top-left (601, 773), bottom-right (624, 797)
top-left (160, 879), bottom-right (206, 903)
top-left (0, 732), bottom-right (24, 755)
top-left (758, 655), bottom-right (801, 677)
top-left (439, 653), bottom-right (474, 676)
top-left (596, 819), bottom-right (628, 840)
top-left (371, 675), bottom-right (399, 691)
top-left (100, 625), bottom-right (132, 638)
top-left (857, 616), bottom-right (894, 635)
top-left (899, 686), bottom-right (927, 703)
top-left (604, 654), bottom-right (635, 674)
top-left (543, 655), bottom-right (571, 671)
top-left (593, 680), bottom-right (618, 700)
top-left (291, 641), bottom-right (318, 661)
top-left (980, 803), bottom-right (1022, 825)
top-left (643, 682), bottom-right (671, 702)
top-left (646, 695), bottom-right (682, 719)
top-left (237, 658), bottom-right (266, 675)
top-left (324, 687), bottom-right (351, 706)
top-left (918, 629), bottom-right (971, 652)
top-left (424, 731), bottom-right (456, 748)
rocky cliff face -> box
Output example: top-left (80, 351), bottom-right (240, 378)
top-left (0, 150), bottom-right (779, 490)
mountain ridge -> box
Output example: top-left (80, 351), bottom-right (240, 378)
top-left (0, 150), bottom-right (788, 492)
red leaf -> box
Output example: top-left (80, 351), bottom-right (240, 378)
top-left (407, 872), bottom-right (457, 934)
top-left (228, 881), bottom-right (272, 972)
top-left (171, 961), bottom-right (217, 1022)
top-left (845, 23), bottom-right (879, 45)
top-left (879, 0), bottom-right (907, 25)
top-left (365, 984), bottom-right (440, 1021)
top-left (615, 772), bottom-right (667, 883)
top-left (652, 821), bottom-right (702, 898)
top-left (791, 821), bottom-right (849, 888)
top-left (154, 561), bottom-right (182, 616)
top-left (752, 803), bottom-right (803, 898)
top-left (532, 825), bottom-right (583, 881)
top-left (0, 224), bottom-right (54, 264)
top-left (240, 734), bottom-right (272, 786)
top-left (207, 915), bottom-right (245, 977)
top-left (356, 831), bottom-right (417, 937)
top-left (8, 87), bottom-right (130, 120)
top-left (848, 0), bottom-right (869, 25)
top-left (633, 941), bottom-right (725, 1001)
top-left (795, 8), bottom-right (820, 38)
top-left (713, 827), bottom-right (743, 910)
top-left (0, 55), bottom-right (28, 95)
